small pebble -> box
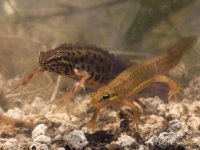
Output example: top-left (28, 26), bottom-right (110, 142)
top-left (165, 102), bottom-right (186, 119)
top-left (186, 114), bottom-right (200, 131)
top-left (29, 142), bottom-right (50, 150)
top-left (111, 133), bottom-right (136, 147)
top-left (57, 147), bottom-right (65, 150)
top-left (32, 124), bottom-right (48, 139)
top-left (139, 115), bottom-right (166, 139)
top-left (33, 135), bottom-right (51, 145)
top-left (191, 136), bottom-right (200, 147)
top-left (140, 96), bottom-right (166, 115)
top-left (0, 138), bottom-right (18, 150)
top-left (147, 119), bottom-right (188, 149)
top-left (6, 107), bottom-right (24, 119)
top-left (31, 97), bottom-right (45, 109)
top-left (168, 119), bottom-right (181, 132)
top-left (31, 124), bottom-right (51, 150)
top-left (153, 132), bottom-right (176, 149)
top-left (188, 100), bottom-right (200, 114)
top-left (64, 130), bottom-right (88, 149)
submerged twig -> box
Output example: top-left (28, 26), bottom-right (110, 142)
top-left (49, 75), bottom-right (62, 103)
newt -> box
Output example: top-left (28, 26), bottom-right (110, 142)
top-left (10, 43), bottom-right (127, 98)
top-left (39, 43), bottom-right (126, 91)
top-left (89, 36), bottom-right (197, 128)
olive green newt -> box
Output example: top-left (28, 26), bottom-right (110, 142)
top-left (90, 36), bottom-right (197, 128)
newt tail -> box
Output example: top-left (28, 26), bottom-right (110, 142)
top-left (150, 36), bottom-right (197, 73)
top-left (89, 36), bottom-right (197, 129)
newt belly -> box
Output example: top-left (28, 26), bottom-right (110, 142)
top-left (89, 36), bottom-right (197, 128)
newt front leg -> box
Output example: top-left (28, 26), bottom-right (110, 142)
top-left (71, 68), bottom-right (91, 93)
top-left (53, 68), bottom-right (90, 109)
top-left (9, 67), bottom-right (44, 94)
top-left (88, 100), bottom-right (141, 130)
top-left (122, 100), bottom-right (141, 130)
top-left (87, 108), bottom-right (100, 130)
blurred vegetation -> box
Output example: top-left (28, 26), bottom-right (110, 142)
top-left (0, 0), bottom-right (199, 79)
top-left (125, 0), bottom-right (195, 45)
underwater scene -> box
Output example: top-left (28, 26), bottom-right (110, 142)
top-left (0, 0), bottom-right (200, 149)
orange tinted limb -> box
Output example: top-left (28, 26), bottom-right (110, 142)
top-left (154, 75), bottom-right (183, 100)
top-left (72, 69), bottom-right (90, 93)
top-left (122, 100), bottom-right (141, 130)
top-left (53, 69), bottom-right (90, 107)
top-left (9, 67), bottom-right (44, 93)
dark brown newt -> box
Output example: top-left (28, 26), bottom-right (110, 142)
top-left (11, 43), bottom-right (127, 94)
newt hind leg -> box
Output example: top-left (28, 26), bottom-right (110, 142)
top-left (87, 108), bottom-right (100, 131)
top-left (154, 75), bottom-right (183, 101)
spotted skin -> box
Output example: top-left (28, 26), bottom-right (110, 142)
top-left (39, 43), bottom-right (126, 89)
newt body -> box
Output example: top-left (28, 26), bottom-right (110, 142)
top-left (90, 36), bottom-right (197, 127)
top-left (39, 43), bottom-right (126, 89)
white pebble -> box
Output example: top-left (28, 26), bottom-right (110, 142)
top-left (6, 107), bottom-right (24, 119)
top-left (112, 133), bottom-right (136, 147)
top-left (32, 124), bottom-right (48, 139)
top-left (33, 135), bottom-right (51, 145)
top-left (31, 97), bottom-right (45, 108)
top-left (57, 147), bottom-right (65, 150)
top-left (29, 142), bottom-right (50, 150)
top-left (64, 130), bottom-right (88, 149)
top-left (140, 97), bottom-right (166, 115)
top-left (191, 136), bottom-right (200, 147)
top-left (187, 114), bottom-right (200, 131)
top-left (0, 138), bottom-right (18, 150)
top-left (168, 119), bottom-right (181, 131)
top-left (31, 124), bottom-right (51, 150)
top-left (165, 103), bottom-right (186, 119)
top-left (139, 115), bottom-right (165, 137)
top-left (146, 119), bottom-right (188, 149)
top-left (188, 101), bottom-right (200, 114)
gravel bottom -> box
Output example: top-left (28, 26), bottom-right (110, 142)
top-left (0, 75), bottom-right (200, 150)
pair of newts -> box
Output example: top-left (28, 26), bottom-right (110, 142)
top-left (16, 36), bottom-right (198, 129)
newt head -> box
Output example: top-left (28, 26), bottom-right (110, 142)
top-left (38, 49), bottom-right (70, 74)
top-left (90, 85), bottom-right (119, 109)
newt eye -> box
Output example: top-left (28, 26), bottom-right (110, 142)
top-left (56, 55), bottom-right (62, 60)
top-left (102, 94), bottom-right (110, 100)
top-left (55, 55), bottom-right (69, 64)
